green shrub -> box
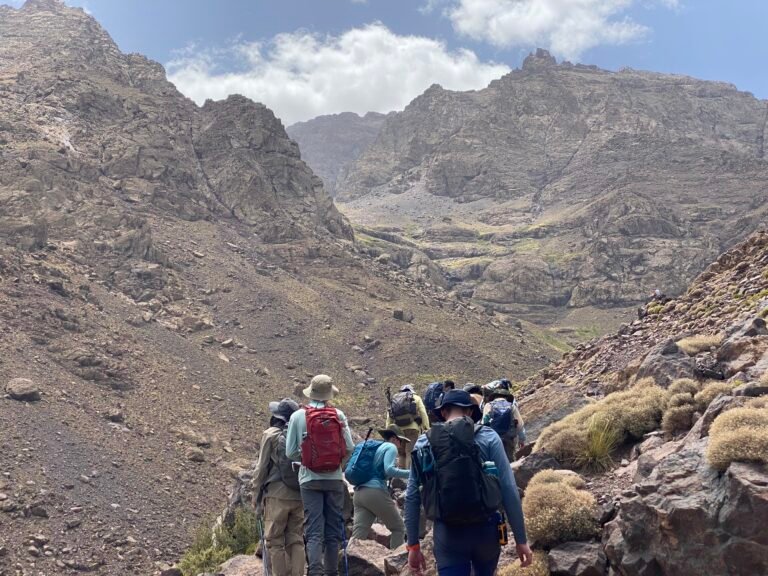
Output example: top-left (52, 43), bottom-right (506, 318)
top-left (498, 551), bottom-right (550, 576)
top-left (523, 482), bottom-right (598, 548)
top-left (179, 545), bottom-right (232, 576)
top-left (527, 469), bottom-right (587, 491)
top-left (662, 405), bottom-right (695, 434)
top-left (668, 378), bottom-right (700, 395)
top-left (647, 304), bottom-right (664, 315)
top-left (178, 507), bottom-right (260, 576)
top-left (573, 415), bottom-right (621, 472)
top-left (707, 406), bottom-right (768, 471)
top-left (676, 334), bottom-right (723, 356)
top-left (694, 382), bottom-right (734, 412)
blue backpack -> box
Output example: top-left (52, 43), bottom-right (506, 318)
top-left (487, 399), bottom-right (516, 436)
top-left (423, 381), bottom-right (445, 413)
top-left (344, 430), bottom-right (384, 486)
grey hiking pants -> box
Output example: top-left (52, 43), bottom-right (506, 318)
top-left (352, 487), bottom-right (406, 550)
top-left (301, 480), bottom-right (345, 576)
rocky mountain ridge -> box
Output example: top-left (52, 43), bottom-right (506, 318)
top-left (333, 49), bottom-right (768, 324)
top-left (287, 111), bottom-right (389, 197)
top-left (0, 3), bottom-right (556, 575)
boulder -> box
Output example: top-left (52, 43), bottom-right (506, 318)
top-left (344, 538), bottom-right (389, 576)
top-left (393, 309), bottom-right (415, 323)
top-left (732, 381), bottom-right (768, 397)
top-left (605, 431), bottom-right (768, 576)
top-left (548, 542), bottom-right (607, 576)
top-left (629, 435), bottom-right (665, 461)
top-left (217, 554), bottom-right (263, 575)
top-left (5, 378), bottom-right (41, 402)
top-left (635, 340), bottom-right (695, 387)
top-left (385, 532), bottom-right (436, 576)
top-left (512, 451), bottom-right (560, 492)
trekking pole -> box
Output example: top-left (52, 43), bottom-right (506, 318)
top-left (341, 518), bottom-right (350, 576)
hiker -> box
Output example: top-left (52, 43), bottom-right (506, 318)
top-left (482, 380), bottom-right (526, 462)
top-left (386, 384), bottom-right (430, 469)
top-left (252, 398), bottom-right (304, 576)
top-left (348, 425), bottom-right (411, 549)
top-left (463, 383), bottom-right (484, 409)
top-left (404, 390), bottom-right (532, 576)
top-left (424, 380), bottom-right (456, 425)
top-left (286, 375), bottom-right (355, 576)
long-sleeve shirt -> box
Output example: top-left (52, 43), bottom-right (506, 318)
top-left (251, 426), bottom-right (301, 502)
top-left (285, 400), bottom-right (354, 484)
top-left (404, 425), bottom-right (527, 546)
top-left (386, 394), bottom-right (431, 433)
top-left (359, 441), bottom-right (410, 491)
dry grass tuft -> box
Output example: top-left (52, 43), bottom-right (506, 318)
top-left (535, 386), bottom-right (666, 468)
top-left (761, 371), bottom-right (768, 386)
top-left (523, 482), bottom-right (598, 548)
top-left (667, 378), bottom-right (701, 395)
top-left (694, 382), bottom-right (735, 412)
top-left (573, 415), bottom-right (621, 471)
top-left (527, 469), bottom-right (587, 491)
top-left (668, 392), bottom-right (695, 408)
top-left (676, 334), bottom-right (723, 356)
top-left (632, 376), bottom-right (658, 389)
top-left (498, 551), bottom-right (550, 576)
top-left (662, 404), bottom-right (695, 434)
top-left (707, 406), bottom-right (768, 471)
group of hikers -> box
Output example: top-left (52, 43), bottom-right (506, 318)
top-left (251, 374), bottom-right (533, 576)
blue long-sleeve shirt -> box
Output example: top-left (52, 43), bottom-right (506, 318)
top-left (404, 424), bottom-right (527, 546)
top-left (359, 442), bottom-right (410, 490)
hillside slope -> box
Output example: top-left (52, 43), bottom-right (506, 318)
top-left (0, 2), bottom-right (555, 575)
top-left (337, 50), bottom-right (768, 323)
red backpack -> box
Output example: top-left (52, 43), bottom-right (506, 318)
top-left (301, 406), bottom-right (346, 472)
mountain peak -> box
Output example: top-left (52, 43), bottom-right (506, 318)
top-left (522, 48), bottom-right (558, 71)
top-left (22, 0), bottom-right (66, 12)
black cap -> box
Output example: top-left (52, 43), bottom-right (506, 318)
top-left (433, 389), bottom-right (482, 423)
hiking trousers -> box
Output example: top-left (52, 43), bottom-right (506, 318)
top-left (301, 480), bottom-right (345, 576)
top-left (501, 433), bottom-right (518, 463)
top-left (398, 428), bottom-right (421, 469)
top-left (263, 495), bottom-right (305, 576)
top-left (432, 520), bottom-right (500, 576)
top-left (351, 487), bottom-right (406, 550)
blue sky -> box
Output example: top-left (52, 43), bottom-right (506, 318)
top-left (5, 0), bottom-right (767, 123)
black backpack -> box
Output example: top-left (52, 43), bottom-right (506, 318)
top-left (417, 417), bottom-right (502, 525)
top-left (390, 391), bottom-right (421, 426)
top-left (275, 428), bottom-right (300, 491)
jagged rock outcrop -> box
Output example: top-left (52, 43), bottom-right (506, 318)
top-left (337, 49), bottom-right (768, 314)
top-left (287, 111), bottom-right (389, 196)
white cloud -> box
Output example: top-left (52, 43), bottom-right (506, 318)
top-left (166, 23), bottom-right (509, 125)
top-left (448, 0), bottom-right (677, 60)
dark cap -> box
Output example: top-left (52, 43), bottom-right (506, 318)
top-left (269, 398), bottom-right (300, 422)
top-left (433, 389), bottom-right (482, 423)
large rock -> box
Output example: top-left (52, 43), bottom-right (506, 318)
top-left (548, 542), bottom-right (607, 576)
top-left (344, 538), bottom-right (390, 576)
top-left (605, 429), bottom-right (768, 575)
top-left (635, 340), bottom-right (696, 387)
top-left (512, 451), bottom-right (561, 492)
top-left (5, 378), bottom-right (41, 402)
top-left (217, 554), bottom-right (263, 576)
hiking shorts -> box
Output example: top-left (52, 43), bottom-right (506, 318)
top-left (432, 519), bottom-right (500, 576)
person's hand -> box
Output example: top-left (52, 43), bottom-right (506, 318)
top-left (516, 543), bottom-right (533, 567)
top-left (408, 547), bottom-right (427, 575)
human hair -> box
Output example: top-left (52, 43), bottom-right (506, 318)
top-left (441, 405), bottom-right (473, 421)
top-left (270, 416), bottom-right (285, 428)
top-left (443, 380), bottom-right (456, 390)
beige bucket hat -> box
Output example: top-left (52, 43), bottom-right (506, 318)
top-left (303, 374), bottom-right (339, 402)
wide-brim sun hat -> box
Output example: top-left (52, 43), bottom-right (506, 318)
top-left (433, 389), bottom-right (482, 423)
top-left (303, 374), bottom-right (339, 402)
top-left (378, 424), bottom-right (411, 444)
top-left (269, 398), bottom-right (300, 422)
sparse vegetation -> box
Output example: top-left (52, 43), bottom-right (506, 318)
top-left (535, 384), bottom-right (667, 468)
top-left (527, 469), bottom-right (587, 491)
top-left (523, 476), bottom-right (598, 547)
top-left (573, 415), bottom-right (622, 471)
top-left (498, 551), bottom-right (551, 576)
top-left (647, 304), bottom-right (664, 315)
top-left (694, 382), bottom-right (735, 412)
top-left (707, 404), bottom-right (768, 471)
top-left (662, 404), bottom-right (696, 434)
top-left (676, 334), bottom-right (723, 356)
top-left (667, 378), bottom-right (700, 396)
top-left (179, 507), bottom-right (259, 576)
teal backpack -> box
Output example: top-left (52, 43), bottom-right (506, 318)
top-left (344, 429), bottom-right (384, 486)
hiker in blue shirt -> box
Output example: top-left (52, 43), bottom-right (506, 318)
top-left (404, 390), bottom-right (532, 576)
top-left (350, 425), bottom-right (411, 549)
